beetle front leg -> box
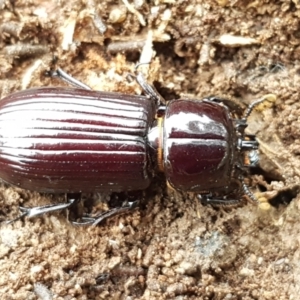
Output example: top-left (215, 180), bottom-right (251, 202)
top-left (203, 96), bottom-right (246, 115)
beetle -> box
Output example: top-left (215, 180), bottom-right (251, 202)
top-left (0, 68), bottom-right (263, 225)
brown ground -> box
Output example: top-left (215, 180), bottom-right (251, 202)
top-left (1, 0), bottom-right (300, 299)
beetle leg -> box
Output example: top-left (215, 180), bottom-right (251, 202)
top-left (126, 70), bottom-right (165, 106)
top-left (244, 150), bottom-right (259, 167)
top-left (197, 194), bottom-right (242, 206)
top-left (6, 198), bottom-right (78, 224)
top-left (203, 96), bottom-right (246, 115)
top-left (71, 200), bottom-right (140, 226)
top-left (49, 68), bottom-right (92, 90)
top-left (135, 72), bottom-right (164, 106)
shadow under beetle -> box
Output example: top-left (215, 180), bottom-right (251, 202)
top-left (0, 68), bottom-right (263, 225)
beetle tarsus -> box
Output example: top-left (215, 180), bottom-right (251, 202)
top-left (71, 200), bottom-right (140, 226)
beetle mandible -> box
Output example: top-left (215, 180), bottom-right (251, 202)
top-left (0, 68), bottom-right (264, 225)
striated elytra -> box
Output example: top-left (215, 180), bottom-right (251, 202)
top-left (0, 87), bottom-right (155, 193)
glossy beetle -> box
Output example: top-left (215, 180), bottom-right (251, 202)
top-left (0, 68), bottom-right (262, 225)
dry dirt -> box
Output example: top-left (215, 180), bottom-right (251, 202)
top-left (1, 0), bottom-right (300, 299)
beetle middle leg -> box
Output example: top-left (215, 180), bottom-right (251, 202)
top-left (73, 191), bottom-right (143, 226)
top-left (72, 200), bottom-right (140, 226)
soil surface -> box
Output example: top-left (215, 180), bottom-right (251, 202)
top-left (1, 0), bottom-right (300, 299)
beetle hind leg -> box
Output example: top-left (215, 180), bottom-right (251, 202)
top-left (5, 197), bottom-right (79, 225)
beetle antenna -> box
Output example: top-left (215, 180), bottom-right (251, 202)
top-left (241, 177), bottom-right (258, 203)
top-left (243, 94), bottom-right (277, 121)
top-left (237, 94), bottom-right (276, 151)
top-left (242, 98), bottom-right (264, 120)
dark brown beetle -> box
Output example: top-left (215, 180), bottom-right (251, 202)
top-left (0, 69), bottom-right (262, 225)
